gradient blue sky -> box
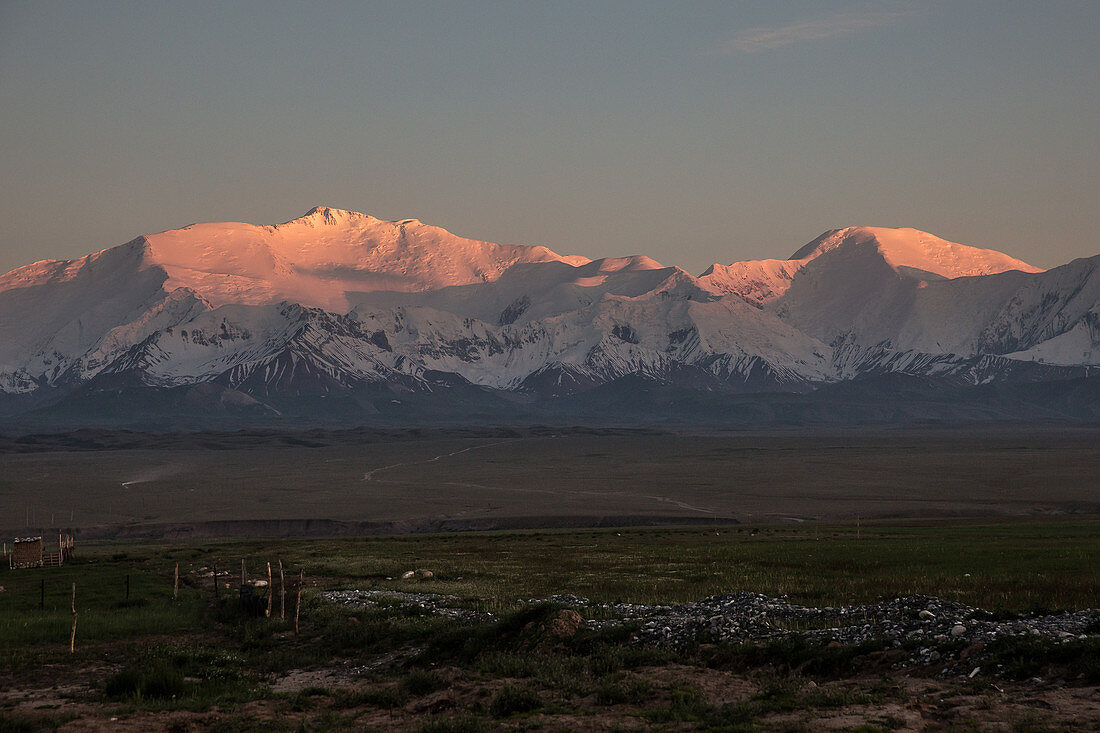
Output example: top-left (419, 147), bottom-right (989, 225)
top-left (1, 1), bottom-right (1097, 276)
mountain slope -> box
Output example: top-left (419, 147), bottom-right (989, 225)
top-left (772, 231), bottom-right (1096, 368)
top-left (0, 209), bottom-right (1095, 427)
top-left (0, 207), bottom-right (588, 393)
top-left (145, 206), bottom-right (590, 310)
top-left (696, 226), bottom-right (1041, 309)
top-left (788, 226), bottom-right (1042, 279)
top-left (0, 241), bottom-right (207, 393)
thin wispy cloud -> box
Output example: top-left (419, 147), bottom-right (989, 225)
top-left (719, 8), bottom-right (910, 54)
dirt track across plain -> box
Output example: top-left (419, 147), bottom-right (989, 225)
top-left (1, 426), bottom-right (1097, 537)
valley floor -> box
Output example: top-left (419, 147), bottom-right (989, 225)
top-left (1, 425), bottom-right (1098, 537)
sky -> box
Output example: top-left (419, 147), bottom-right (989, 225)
top-left (1, 1), bottom-right (1098, 276)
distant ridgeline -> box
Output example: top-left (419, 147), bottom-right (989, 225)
top-left (0, 207), bottom-right (1096, 427)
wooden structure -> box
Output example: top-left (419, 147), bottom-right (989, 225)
top-left (10, 537), bottom-right (43, 569)
top-left (4, 533), bottom-right (75, 570)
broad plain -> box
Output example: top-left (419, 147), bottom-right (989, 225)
top-left (2, 427), bottom-right (1098, 537)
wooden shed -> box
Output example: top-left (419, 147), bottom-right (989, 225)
top-left (4, 534), bottom-right (74, 569)
top-left (11, 536), bottom-right (43, 569)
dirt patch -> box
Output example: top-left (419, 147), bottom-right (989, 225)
top-left (3, 661), bottom-right (1098, 731)
top-left (526, 608), bottom-right (586, 642)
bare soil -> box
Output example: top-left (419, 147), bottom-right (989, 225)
top-left (4, 662), bottom-right (1098, 731)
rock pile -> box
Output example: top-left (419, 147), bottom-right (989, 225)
top-left (323, 589), bottom-right (1099, 678)
top-left (576, 593), bottom-right (1097, 649)
top-left (323, 589), bottom-right (492, 622)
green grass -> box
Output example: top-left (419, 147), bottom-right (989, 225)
top-left (0, 560), bottom-right (204, 649)
top-left (488, 684), bottom-right (542, 718)
top-left (983, 635), bottom-right (1100, 682)
top-left (142, 519), bottom-right (1099, 610)
top-left (2, 519), bottom-right (1096, 655)
top-left (0, 518), bottom-right (1096, 727)
top-left (644, 684), bottom-right (757, 729)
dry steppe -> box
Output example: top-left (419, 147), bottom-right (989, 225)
top-left (1, 425), bottom-right (1097, 538)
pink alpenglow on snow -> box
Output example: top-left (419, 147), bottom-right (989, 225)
top-left (142, 206), bottom-right (590, 311)
top-left (0, 207), bottom-right (1093, 402)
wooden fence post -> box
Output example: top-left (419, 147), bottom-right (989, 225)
top-left (174, 562), bottom-right (179, 600)
top-left (70, 583), bottom-right (77, 654)
top-left (279, 560), bottom-right (286, 620)
top-left (295, 570), bottom-right (303, 635)
top-left (241, 559), bottom-right (247, 585)
top-left (213, 563), bottom-right (219, 599)
top-left (265, 562), bottom-right (273, 618)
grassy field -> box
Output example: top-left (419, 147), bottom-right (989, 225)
top-left (1, 519), bottom-right (1097, 730)
top-left (189, 519), bottom-right (1100, 611)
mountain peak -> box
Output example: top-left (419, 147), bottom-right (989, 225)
top-left (132, 206), bottom-right (589, 311)
top-left (287, 206), bottom-right (373, 226)
top-left (289, 206), bottom-right (431, 230)
top-left (789, 226), bottom-right (1043, 279)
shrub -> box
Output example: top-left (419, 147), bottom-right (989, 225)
top-left (594, 674), bottom-right (653, 705)
top-left (104, 660), bottom-right (185, 700)
top-left (985, 635), bottom-right (1100, 682)
top-left (403, 669), bottom-right (446, 696)
top-left (489, 685), bottom-right (541, 718)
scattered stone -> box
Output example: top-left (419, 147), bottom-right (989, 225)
top-left (529, 594), bottom-right (591, 606)
top-left (417, 569), bottom-right (434, 579)
top-left (322, 589), bottom-right (1100, 680)
top-left (969, 667), bottom-right (981, 678)
top-left (323, 589), bottom-right (491, 623)
top-left (400, 571), bottom-right (416, 580)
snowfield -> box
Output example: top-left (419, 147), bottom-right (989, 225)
top-left (0, 207), bottom-right (1095, 401)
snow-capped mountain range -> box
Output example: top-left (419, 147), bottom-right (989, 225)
top-left (0, 206), bottom-right (1096, 423)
